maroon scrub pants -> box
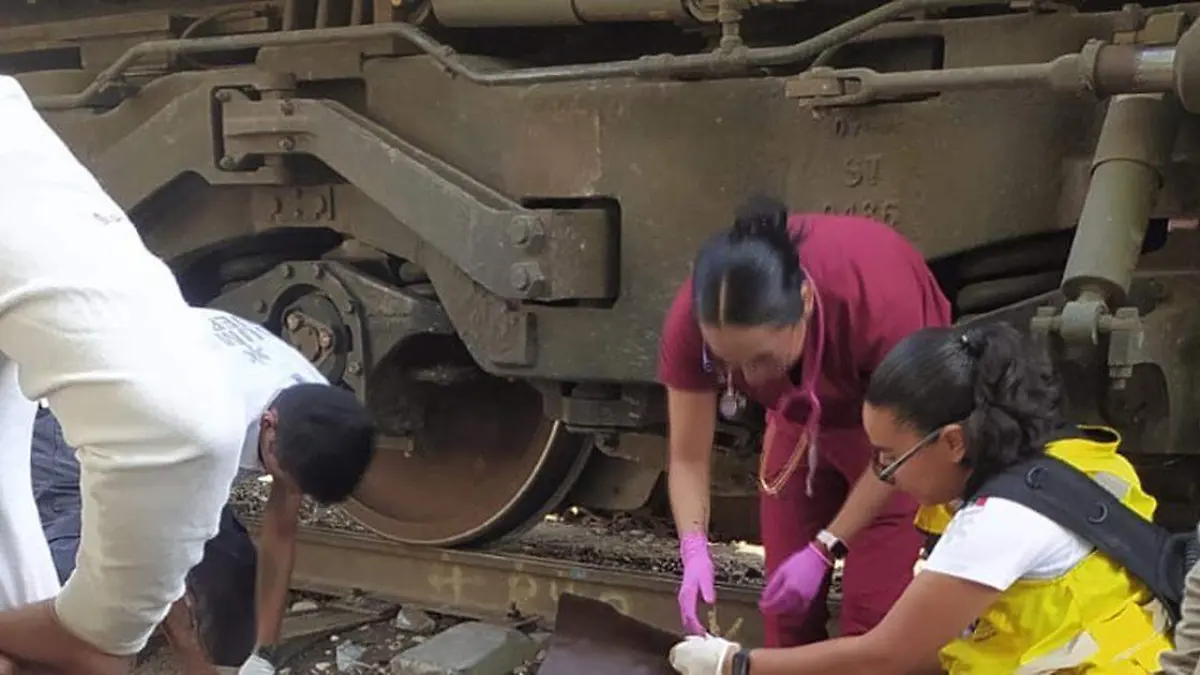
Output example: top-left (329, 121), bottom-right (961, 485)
top-left (759, 410), bottom-right (924, 647)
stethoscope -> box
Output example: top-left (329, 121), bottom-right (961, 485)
top-left (702, 346), bottom-right (747, 420)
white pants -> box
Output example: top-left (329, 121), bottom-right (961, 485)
top-left (0, 76), bottom-right (246, 655)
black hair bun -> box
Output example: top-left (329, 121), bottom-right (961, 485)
top-left (732, 195), bottom-right (789, 243)
top-left (730, 195), bottom-right (799, 279)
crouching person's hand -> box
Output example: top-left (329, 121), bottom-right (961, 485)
top-left (238, 653), bottom-right (276, 675)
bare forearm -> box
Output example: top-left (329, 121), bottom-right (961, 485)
top-left (748, 638), bottom-right (881, 675)
top-left (669, 459), bottom-right (711, 536)
top-left (255, 494), bottom-right (299, 646)
top-left (664, 389), bottom-right (718, 537)
top-left (825, 471), bottom-right (896, 543)
top-left (253, 540), bottom-right (294, 645)
top-left (745, 635), bottom-right (939, 675)
top-left (706, 572), bottom-right (990, 675)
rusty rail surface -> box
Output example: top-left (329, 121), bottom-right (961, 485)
top-left (243, 519), bottom-right (765, 646)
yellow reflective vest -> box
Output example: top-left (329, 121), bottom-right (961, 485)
top-left (913, 426), bottom-right (1172, 674)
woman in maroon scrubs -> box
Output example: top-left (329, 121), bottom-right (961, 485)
top-left (658, 197), bottom-right (951, 646)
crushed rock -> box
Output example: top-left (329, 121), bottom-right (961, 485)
top-left (134, 595), bottom-right (547, 675)
top-left (229, 476), bottom-right (371, 534)
top-left (495, 519), bottom-right (763, 586)
top-left (227, 477), bottom-right (765, 586)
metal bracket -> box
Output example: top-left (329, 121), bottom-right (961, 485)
top-left (1030, 303), bottom-right (1144, 389)
top-left (781, 56), bottom-right (1086, 108)
top-left (254, 185), bottom-right (336, 224)
top-left (209, 261), bottom-right (372, 394)
top-left (217, 96), bottom-right (616, 303)
top-left (1104, 307), bottom-right (1144, 389)
top-left (1112, 10), bottom-right (1187, 47)
top-left (549, 392), bottom-right (654, 430)
top-left (208, 259), bottom-right (460, 392)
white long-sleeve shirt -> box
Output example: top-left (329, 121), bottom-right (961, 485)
top-left (0, 76), bottom-right (246, 655)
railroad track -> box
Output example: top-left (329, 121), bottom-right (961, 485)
top-left (243, 518), bottom-right (765, 646)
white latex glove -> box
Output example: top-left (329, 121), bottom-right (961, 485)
top-left (238, 654), bottom-right (276, 675)
top-left (669, 635), bottom-right (740, 675)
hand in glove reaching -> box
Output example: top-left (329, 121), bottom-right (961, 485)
top-left (669, 635), bottom-right (740, 675)
top-left (758, 541), bottom-right (833, 616)
top-left (678, 533), bottom-right (718, 635)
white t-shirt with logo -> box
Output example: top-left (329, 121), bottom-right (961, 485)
top-left (192, 308), bottom-right (328, 477)
top-left (922, 496), bottom-right (1093, 591)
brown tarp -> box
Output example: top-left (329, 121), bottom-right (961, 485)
top-left (539, 594), bottom-right (678, 675)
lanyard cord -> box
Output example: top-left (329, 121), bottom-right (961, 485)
top-left (758, 269), bottom-right (825, 497)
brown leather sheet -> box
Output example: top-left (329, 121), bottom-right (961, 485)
top-left (539, 594), bottom-right (679, 675)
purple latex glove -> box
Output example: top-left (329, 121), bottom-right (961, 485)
top-left (678, 533), bottom-right (717, 635)
top-left (758, 542), bottom-right (833, 616)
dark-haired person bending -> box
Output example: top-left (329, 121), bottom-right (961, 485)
top-left (669, 323), bottom-right (1171, 674)
top-left (658, 199), bottom-right (950, 645)
top-left (29, 307), bottom-right (378, 675)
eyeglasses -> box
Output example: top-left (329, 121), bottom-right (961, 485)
top-left (874, 426), bottom-right (946, 484)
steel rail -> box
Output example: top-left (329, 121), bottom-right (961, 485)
top-left (243, 519), bottom-right (765, 646)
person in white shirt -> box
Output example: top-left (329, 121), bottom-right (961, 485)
top-left (196, 308), bottom-right (377, 675)
top-left (0, 75), bottom-right (248, 673)
top-left (29, 307), bottom-right (378, 675)
top-left (669, 323), bottom-right (1171, 675)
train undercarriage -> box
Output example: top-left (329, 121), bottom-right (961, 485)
top-left (7, 0), bottom-right (1200, 547)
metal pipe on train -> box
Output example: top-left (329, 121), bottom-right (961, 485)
top-left (428, 0), bottom-right (718, 26)
top-left (784, 22), bottom-right (1200, 111)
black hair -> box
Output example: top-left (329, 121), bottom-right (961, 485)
top-left (864, 323), bottom-right (1065, 495)
top-left (272, 383), bottom-right (378, 505)
top-left (692, 195), bottom-right (807, 327)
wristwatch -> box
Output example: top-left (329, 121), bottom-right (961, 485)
top-left (254, 644), bottom-right (279, 665)
top-left (815, 529), bottom-right (849, 561)
top-left (731, 647), bottom-right (753, 675)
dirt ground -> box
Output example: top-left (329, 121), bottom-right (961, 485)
top-left (133, 596), bottom-right (546, 675)
top-left (135, 477), bottom-right (766, 674)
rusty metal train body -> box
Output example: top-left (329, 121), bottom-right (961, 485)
top-left (7, 0), bottom-right (1200, 547)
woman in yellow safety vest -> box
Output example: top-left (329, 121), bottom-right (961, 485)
top-left (668, 322), bottom-right (1173, 675)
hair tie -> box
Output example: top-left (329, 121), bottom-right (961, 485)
top-left (960, 330), bottom-right (983, 359)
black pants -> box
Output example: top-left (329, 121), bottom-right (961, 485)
top-left (31, 408), bottom-right (258, 666)
top-left (186, 504), bottom-right (259, 666)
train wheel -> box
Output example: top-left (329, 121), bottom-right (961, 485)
top-left (342, 376), bottom-right (588, 548)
